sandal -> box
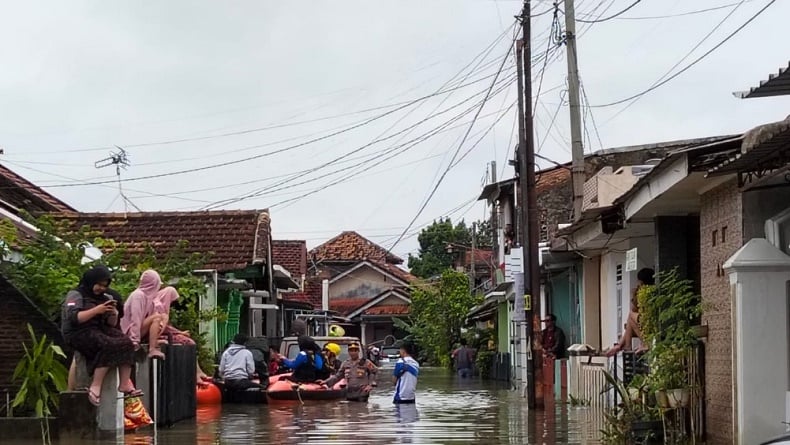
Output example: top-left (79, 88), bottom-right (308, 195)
top-left (121, 389), bottom-right (144, 399)
top-left (88, 389), bottom-right (101, 407)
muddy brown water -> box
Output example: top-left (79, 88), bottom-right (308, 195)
top-left (20, 368), bottom-right (605, 444)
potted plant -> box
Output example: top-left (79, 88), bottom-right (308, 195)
top-left (640, 268), bottom-right (702, 411)
top-left (601, 371), bottom-right (663, 444)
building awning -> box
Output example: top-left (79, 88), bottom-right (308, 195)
top-left (707, 117), bottom-right (790, 185)
top-left (478, 178), bottom-right (516, 202)
top-left (733, 61), bottom-right (790, 99)
top-left (273, 265), bottom-right (300, 290)
top-left (467, 298), bottom-right (499, 322)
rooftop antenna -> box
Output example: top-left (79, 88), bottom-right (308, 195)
top-left (95, 146), bottom-right (141, 216)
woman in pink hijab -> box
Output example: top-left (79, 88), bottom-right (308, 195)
top-left (121, 270), bottom-right (168, 359)
top-left (152, 286), bottom-right (212, 384)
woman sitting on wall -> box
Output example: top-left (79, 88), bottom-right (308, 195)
top-left (62, 265), bottom-right (141, 406)
top-left (121, 269), bottom-right (168, 359)
top-left (122, 270), bottom-right (211, 383)
top-left (605, 267), bottom-right (655, 358)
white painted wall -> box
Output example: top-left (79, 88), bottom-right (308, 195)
top-left (725, 238), bottom-right (790, 445)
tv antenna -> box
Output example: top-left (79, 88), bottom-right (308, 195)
top-left (95, 146), bottom-right (141, 215)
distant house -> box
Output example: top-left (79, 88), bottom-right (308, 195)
top-left (0, 163), bottom-right (74, 391)
top-left (285, 231), bottom-right (414, 346)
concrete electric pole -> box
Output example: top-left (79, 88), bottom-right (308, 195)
top-left (516, 0), bottom-right (539, 409)
top-left (564, 0), bottom-right (586, 221)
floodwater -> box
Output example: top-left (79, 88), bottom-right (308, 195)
top-left (33, 369), bottom-right (606, 444)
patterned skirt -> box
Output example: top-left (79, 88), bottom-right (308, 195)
top-left (67, 326), bottom-right (135, 375)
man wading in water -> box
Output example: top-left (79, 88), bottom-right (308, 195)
top-left (319, 342), bottom-right (377, 402)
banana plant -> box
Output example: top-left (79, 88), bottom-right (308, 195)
top-left (12, 324), bottom-right (68, 418)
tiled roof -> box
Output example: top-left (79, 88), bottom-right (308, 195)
top-left (0, 163), bottom-right (74, 213)
top-left (281, 291), bottom-right (322, 308)
top-left (51, 210), bottom-right (271, 272)
top-left (364, 304), bottom-right (410, 316)
top-left (330, 297), bottom-right (371, 316)
top-left (311, 231), bottom-right (403, 265)
top-left (272, 240), bottom-right (307, 277)
top-left (380, 263), bottom-right (416, 283)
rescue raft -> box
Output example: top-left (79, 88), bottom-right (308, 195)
top-left (267, 373), bottom-right (347, 401)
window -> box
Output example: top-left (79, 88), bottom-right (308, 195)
top-left (712, 230), bottom-right (718, 247)
top-left (765, 208), bottom-right (790, 256)
top-left (721, 226), bottom-right (727, 244)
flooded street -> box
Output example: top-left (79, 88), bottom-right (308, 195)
top-left (49, 368), bottom-right (604, 445)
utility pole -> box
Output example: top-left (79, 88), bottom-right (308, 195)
top-left (470, 222), bottom-right (476, 292)
top-left (564, 0), bottom-right (585, 221)
top-left (516, 0), bottom-right (539, 409)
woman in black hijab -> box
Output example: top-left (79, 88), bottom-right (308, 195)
top-left (61, 265), bottom-right (140, 406)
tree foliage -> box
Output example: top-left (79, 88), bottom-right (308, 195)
top-left (0, 215), bottom-right (224, 374)
top-left (407, 218), bottom-right (472, 279)
top-left (394, 269), bottom-right (482, 367)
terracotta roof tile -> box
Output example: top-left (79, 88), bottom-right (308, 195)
top-left (272, 240), bottom-right (307, 276)
top-left (330, 297), bottom-right (372, 316)
top-left (380, 263), bottom-right (416, 283)
top-left (282, 291), bottom-right (322, 308)
top-left (0, 163), bottom-right (74, 213)
top-left (51, 210), bottom-right (270, 272)
top-left (310, 231), bottom-right (403, 265)
top-left (364, 304), bottom-right (410, 316)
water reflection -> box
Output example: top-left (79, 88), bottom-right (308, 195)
top-left (36, 368), bottom-right (604, 444)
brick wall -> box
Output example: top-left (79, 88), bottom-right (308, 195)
top-left (0, 275), bottom-right (64, 392)
top-left (699, 180), bottom-right (743, 444)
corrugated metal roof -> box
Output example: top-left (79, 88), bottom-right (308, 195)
top-left (733, 61), bottom-right (790, 99)
top-left (707, 117), bottom-right (790, 176)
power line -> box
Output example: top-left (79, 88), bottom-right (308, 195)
top-left (573, 0), bottom-right (642, 23)
top-left (200, 72), bottom-right (516, 210)
top-left (386, 37), bottom-right (513, 254)
top-left (267, 99), bottom-right (517, 212)
top-left (601, 0), bottom-right (747, 122)
top-left (615, 1), bottom-right (755, 20)
top-left (591, 0), bottom-right (776, 108)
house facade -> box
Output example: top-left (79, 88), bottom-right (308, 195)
top-left (469, 142), bottom-right (684, 402)
top-left (285, 231), bottom-right (414, 345)
top-left (555, 83), bottom-right (790, 444)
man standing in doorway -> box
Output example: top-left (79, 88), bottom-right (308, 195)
top-left (452, 339), bottom-right (475, 378)
top-left (541, 314), bottom-right (566, 360)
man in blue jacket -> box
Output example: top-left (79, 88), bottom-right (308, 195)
top-left (392, 342), bottom-right (420, 404)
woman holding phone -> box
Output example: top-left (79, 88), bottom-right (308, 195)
top-left (61, 265), bottom-right (140, 406)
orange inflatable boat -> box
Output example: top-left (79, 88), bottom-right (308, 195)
top-left (267, 373), bottom-right (347, 401)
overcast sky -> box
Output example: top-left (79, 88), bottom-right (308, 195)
top-left (1, 0), bottom-right (788, 261)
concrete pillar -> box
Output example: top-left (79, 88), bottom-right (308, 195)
top-left (724, 238), bottom-right (790, 444)
top-left (360, 322), bottom-right (367, 346)
top-left (96, 369), bottom-right (123, 436)
top-left (67, 352), bottom-right (123, 438)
